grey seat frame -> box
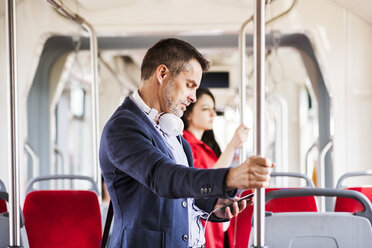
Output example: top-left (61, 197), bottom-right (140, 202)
top-left (248, 188), bottom-right (372, 248)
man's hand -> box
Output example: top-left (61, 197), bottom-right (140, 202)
top-left (213, 196), bottom-right (253, 219)
top-left (225, 156), bottom-right (274, 190)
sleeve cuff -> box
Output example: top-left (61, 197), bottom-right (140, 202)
top-left (223, 169), bottom-right (237, 199)
top-left (225, 189), bottom-right (238, 199)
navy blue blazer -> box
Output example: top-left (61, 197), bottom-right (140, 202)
top-left (99, 97), bottom-right (234, 248)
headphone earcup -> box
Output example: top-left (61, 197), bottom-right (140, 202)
top-left (158, 113), bottom-right (184, 136)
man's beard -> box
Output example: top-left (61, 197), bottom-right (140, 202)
top-left (162, 80), bottom-right (183, 117)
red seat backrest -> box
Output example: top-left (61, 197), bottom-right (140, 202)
top-left (0, 200), bottom-right (6, 213)
top-left (334, 187), bottom-right (372, 213)
top-left (23, 190), bottom-right (102, 248)
top-left (226, 188), bottom-right (318, 248)
top-left (265, 188), bottom-right (318, 213)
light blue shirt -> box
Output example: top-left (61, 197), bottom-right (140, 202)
top-left (164, 134), bottom-right (206, 247)
top-left (130, 91), bottom-right (206, 246)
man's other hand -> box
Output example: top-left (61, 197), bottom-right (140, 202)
top-left (212, 196), bottom-right (253, 219)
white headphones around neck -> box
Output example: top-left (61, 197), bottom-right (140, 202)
top-left (132, 90), bottom-right (184, 136)
top-left (157, 112), bottom-right (184, 136)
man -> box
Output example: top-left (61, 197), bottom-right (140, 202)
top-left (99, 38), bottom-right (273, 248)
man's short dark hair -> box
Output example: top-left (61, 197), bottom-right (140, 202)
top-left (141, 38), bottom-right (210, 80)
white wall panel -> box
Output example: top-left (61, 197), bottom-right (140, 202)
top-left (344, 12), bottom-right (372, 185)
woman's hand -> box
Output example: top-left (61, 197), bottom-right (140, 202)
top-left (228, 124), bottom-right (249, 150)
top-left (212, 124), bottom-right (250, 169)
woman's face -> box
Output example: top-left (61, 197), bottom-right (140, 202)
top-left (187, 94), bottom-right (216, 131)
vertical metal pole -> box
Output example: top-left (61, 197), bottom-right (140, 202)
top-left (305, 142), bottom-right (317, 180)
top-left (81, 22), bottom-right (102, 198)
top-left (24, 143), bottom-right (40, 178)
top-left (267, 94), bottom-right (288, 176)
top-left (239, 17), bottom-right (253, 165)
top-left (236, 15), bottom-right (253, 248)
top-left (253, 0), bottom-right (267, 247)
top-left (318, 140), bottom-right (332, 212)
top-left (5, 0), bottom-right (22, 247)
top-left (45, 0), bottom-right (102, 197)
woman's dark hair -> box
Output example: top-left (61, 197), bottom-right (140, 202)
top-left (141, 38), bottom-right (210, 80)
top-left (182, 88), bottom-right (221, 157)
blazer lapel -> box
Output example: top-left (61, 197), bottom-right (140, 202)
top-left (122, 97), bottom-right (175, 160)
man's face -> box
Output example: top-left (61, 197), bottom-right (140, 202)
top-left (161, 59), bottom-right (202, 117)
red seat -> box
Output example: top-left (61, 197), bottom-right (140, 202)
top-left (0, 200), bottom-right (6, 213)
top-left (226, 188), bottom-right (318, 248)
top-left (334, 187), bottom-right (372, 213)
top-left (265, 188), bottom-right (318, 212)
top-left (23, 190), bottom-right (102, 248)
top-left (226, 190), bottom-right (254, 248)
top-left (0, 180), bottom-right (7, 213)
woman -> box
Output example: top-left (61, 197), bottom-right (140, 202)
top-left (182, 87), bottom-right (249, 248)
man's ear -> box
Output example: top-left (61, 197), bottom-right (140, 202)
top-left (155, 64), bottom-right (169, 85)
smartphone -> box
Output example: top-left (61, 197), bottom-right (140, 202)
top-left (220, 193), bottom-right (254, 211)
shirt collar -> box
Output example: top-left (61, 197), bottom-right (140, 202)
top-left (131, 89), bottom-right (159, 121)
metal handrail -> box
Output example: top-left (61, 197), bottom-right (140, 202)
top-left (53, 146), bottom-right (67, 189)
top-left (266, 188), bottom-right (372, 225)
top-left (270, 172), bottom-right (315, 188)
top-left (239, 16), bottom-right (253, 161)
top-left (236, 1), bottom-right (297, 245)
top-left (54, 146), bottom-right (65, 175)
top-left (235, 10), bottom-right (254, 248)
top-left (319, 140), bottom-right (333, 189)
top-left (266, 94), bottom-right (288, 174)
top-left (24, 143), bottom-right (40, 178)
top-left (252, 0), bottom-right (266, 246)
top-left (0, 179), bottom-right (6, 192)
top-left (25, 174), bottom-right (99, 194)
top-left (305, 141), bottom-right (318, 180)
top-left (82, 21), bottom-right (101, 197)
top-left (6, 0), bottom-right (22, 246)
top-left (46, 0), bottom-right (101, 197)
top-left (99, 55), bottom-right (137, 92)
top-left (336, 171), bottom-right (372, 189)
top-left (318, 140), bottom-right (333, 212)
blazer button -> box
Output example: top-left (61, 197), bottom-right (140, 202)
top-left (200, 188), bottom-right (204, 194)
top-left (182, 234), bottom-right (189, 241)
top-left (182, 201), bottom-right (187, 208)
